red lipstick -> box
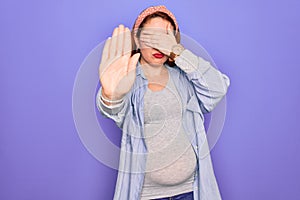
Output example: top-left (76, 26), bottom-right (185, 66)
top-left (153, 53), bottom-right (164, 59)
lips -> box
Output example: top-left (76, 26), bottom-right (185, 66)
top-left (153, 53), bottom-right (164, 59)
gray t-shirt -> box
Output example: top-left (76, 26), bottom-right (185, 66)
top-left (140, 70), bottom-right (197, 200)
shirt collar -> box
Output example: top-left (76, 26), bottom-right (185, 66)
top-left (136, 61), bottom-right (147, 79)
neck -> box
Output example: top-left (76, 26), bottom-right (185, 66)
top-left (140, 61), bottom-right (166, 77)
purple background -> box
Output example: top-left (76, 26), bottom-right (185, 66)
top-left (1, 0), bottom-right (300, 199)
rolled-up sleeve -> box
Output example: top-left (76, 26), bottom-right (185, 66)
top-left (175, 49), bottom-right (230, 113)
top-left (96, 86), bottom-right (129, 129)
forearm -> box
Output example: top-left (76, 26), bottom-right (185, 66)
top-left (96, 87), bottom-right (128, 128)
top-left (100, 88), bottom-right (125, 107)
top-left (175, 49), bottom-right (230, 112)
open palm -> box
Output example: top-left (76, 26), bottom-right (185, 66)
top-left (99, 24), bottom-right (140, 101)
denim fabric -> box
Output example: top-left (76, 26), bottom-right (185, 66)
top-left (96, 49), bottom-right (230, 200)
top-left (152, 191), bottom-right (194, 200)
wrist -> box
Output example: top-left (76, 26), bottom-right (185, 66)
top-left (169, 44), bottom-right (185, 61)
top-left (101, 89), bottom-right (124, 105)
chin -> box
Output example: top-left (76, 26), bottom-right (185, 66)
top-left (141, 57), bottom-right (168, 67)
top-left (149, 61), bottom-right (166, 67)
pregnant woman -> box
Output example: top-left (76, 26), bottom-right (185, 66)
top-left (96, 5), bottom-right (230, 200)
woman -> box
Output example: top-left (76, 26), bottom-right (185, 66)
top-left (96, 5), bottom-right (230, 200)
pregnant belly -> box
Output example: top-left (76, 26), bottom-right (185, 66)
top-left (145, 145), bottom-right (197, 186)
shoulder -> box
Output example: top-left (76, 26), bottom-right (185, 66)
top-left (165, 63), bottom-right (190, 82)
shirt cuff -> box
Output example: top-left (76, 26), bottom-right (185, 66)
top-left (96, 87), bottom-right (125, 115)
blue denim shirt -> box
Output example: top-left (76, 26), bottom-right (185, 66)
top-left (96, 49), bottom-right (230, 200)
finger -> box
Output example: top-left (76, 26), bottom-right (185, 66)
top-left (139, 37), bottom-right (159, 45)
top-left (123, 27), bottom-right (131, 56)
top-left (139, 36), bottom-right (151, 43)
top-left (101, 37), bottom-right (111, 62)
top-left (116, 24), bottom-right (124, 57)
top-left (139, 37), bottom-right (156, 44)
top-left (167, 24), bottom-right (172, 35)
top-left (142, 31), bottom-right (166, 39)
top-left (140, 33), bottom-right (161, 39)
top-left (110, 26), bottom-right (118, 58)
top-left (140, 29), bottom-right (159, 35)
top-left (140, 33), bottom-right (161, 41)
top-left (140, 40), bottom-right (159, 47)
top-left (127, 53), bottom-right (140, 74)
top-left (99, 37), bottom-right (111, 76)
top-left (140, 41), bottom-right (157, 49)
top-left (166, 23), bottom-right (170, 33)
top-left (141, 30), bottom-right (162, 36)
top-left (140, 36), bottom-right (161, 43)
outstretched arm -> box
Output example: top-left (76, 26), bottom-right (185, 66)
top-left (96, 24), bottom-right (139, 128)
top-left (96, 86), bottom-right (129, 129)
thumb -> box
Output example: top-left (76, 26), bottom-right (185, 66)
top-left (167, 28), bottom-right (173, 35)
top-left (127, 53), bottom-right (140, 73)
top-left (167, 29), bottom-right (176, 44)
